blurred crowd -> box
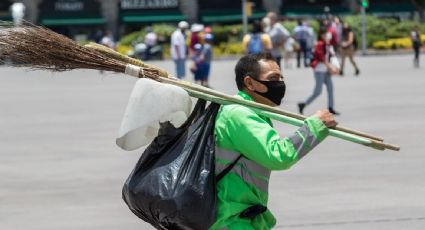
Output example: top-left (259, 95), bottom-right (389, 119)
top-left (161, 12), bottom-right (367, 86)
top-left (80, 9), bottom-right (424, 84)
top-left (244, 13), bottom-right (361, 76)
top-left (155, 12), bottom-right (423, 116)
top-left (2, 8), bottom-right (422, 78)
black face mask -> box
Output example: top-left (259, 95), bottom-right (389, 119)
top-left (251, 78), bottom-right (286, 105)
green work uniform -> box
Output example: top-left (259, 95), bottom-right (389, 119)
top-left (210, 91), bottom-right (329, 230)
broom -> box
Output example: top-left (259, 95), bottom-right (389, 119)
top-left (85, 42), bottom-right (400, 151)
top-left (0, 23), bottom-right (399, 151)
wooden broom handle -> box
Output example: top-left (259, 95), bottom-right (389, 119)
top-left (85, 43), bottom-right (386, 143)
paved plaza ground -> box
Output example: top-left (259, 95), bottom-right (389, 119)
top-left (0, 54), bottom-right (424, 230)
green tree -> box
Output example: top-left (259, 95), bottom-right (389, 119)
top-left (411, 0), bottom-right (425, 22)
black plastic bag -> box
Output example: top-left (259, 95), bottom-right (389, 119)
top-left (122, 99), bottom-right (220, 230)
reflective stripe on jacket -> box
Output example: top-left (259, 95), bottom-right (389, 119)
top-left (210, 91), bottom-right (329, 230)
top-left (216, 147), bottom-right (271, 194)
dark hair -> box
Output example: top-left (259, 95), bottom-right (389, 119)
top-left (252, 20), bottom-right (263, 34)
top-left (342, 25), bottom-right (352, 37)
top-left (235, 52), bottom-right (275, 90)
top-left (317, 26), bottom-right (328, 41)
top-left (297, 19), bottom-right (303, 26)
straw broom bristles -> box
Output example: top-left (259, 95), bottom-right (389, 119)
top-left (0, 23), bottom-right (162, 79)
top-left (1, 25), bottom-right (118, 72)
top-left (0, 23), bottom-right (400, 151)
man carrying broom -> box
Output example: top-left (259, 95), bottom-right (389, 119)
top-left (0, 23), bottom-right (399, 229)
top-left (211, 52), bottom-right (337, 229)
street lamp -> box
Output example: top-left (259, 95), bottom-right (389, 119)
top-left (242, 0), bottom-right (247, 34)
top-left (242, 0), bottom-right (254, 34)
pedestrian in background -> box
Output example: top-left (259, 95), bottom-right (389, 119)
top-left (242, 20), bottom-right (272, 54)
top-left (100, 31), bottom-right (116, 50)
top-left (340, 23), bottom-right (360, 76)
top-left (189, 23), bottom-right (204, 57)
top-left (323, 19), bottom-right (338, 54)
top-left (293, 19), bottom-right (310, 68)
top-left (283, 36), bottom-right (296, 69)
top-left (171, 21), bottom-right (189, 79)
top-left (262, 16), bottom-right (271, 33)
top-left (10, 2), bottom-right (25, 26)
top-left (144, 26), bottom-right (157, 60)
top-left (332, 16), bottom-right (343, 50)
top-left (201, 33), bottom-right (214, 88)
top-left (266, 12), bottom-right (290, 68)
top-left (190, 43), bottom-right (205, 85)
top-left (411, 25), bottom-right (422, 68)
top-left (99, 30), bottom-right (116, 74)
top-left (306, 21), bottom-right (316, 63)
top-left (298, 28), bottom-right (340, 115)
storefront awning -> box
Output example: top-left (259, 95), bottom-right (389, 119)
top-left (202, 12), bottom-right (264, 23)
top-left (0, 12), bottom-right (11, 21)
top-left (41, 17), bottom-right (106, 26)
top-left (281, 0), bottom-right (349, 16)
top-left (122, 14), bottom-right (186, 23)
top-left (368, 3), bottom-right (415, 13)
top-left (0, 16), bottom-right (12, 21)
top-left (282, 7), bottom-right (349, 16)
top-left (200, 8), bottom-right (265, 23)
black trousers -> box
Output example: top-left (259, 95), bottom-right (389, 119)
top-left (413, 43), bottom-right (420, 61)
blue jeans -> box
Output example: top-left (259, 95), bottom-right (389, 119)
top-left (203, 63), bottom-right (211, 80)
top-left (193, 62), bottom-right (205, 81)
top-left (297, 39), bottom-right (309, 68)
top-left (174, 58), bottom-right (186, 79)
top-left (304, 71), bottom-right (334, 108)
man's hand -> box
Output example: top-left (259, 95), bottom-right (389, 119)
top-left (314, 110), bottom-right (338, 128)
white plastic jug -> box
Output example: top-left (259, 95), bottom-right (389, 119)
top-left (116, 78), bottom-right (192, 151)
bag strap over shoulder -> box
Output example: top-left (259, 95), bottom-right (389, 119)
top-left (216, 154), bottom-right (242, 182)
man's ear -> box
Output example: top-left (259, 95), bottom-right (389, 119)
top-left (243, 76), bottom-right (255, 91)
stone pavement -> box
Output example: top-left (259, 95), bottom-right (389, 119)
top-left (0, 54), bottom-right (424, 229)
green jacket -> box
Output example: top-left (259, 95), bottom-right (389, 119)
top-left (210, 91), bottom-right (329, 230)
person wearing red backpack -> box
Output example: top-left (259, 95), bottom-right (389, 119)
top-left (298, 27), bottom-right (340, 115)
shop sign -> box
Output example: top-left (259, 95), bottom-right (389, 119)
top-left (39, 0), bottom-right (101, 16)
top-left (55, 0), bottom-right (84, 12)
top-left (121, 0), bottom-right (179, 10)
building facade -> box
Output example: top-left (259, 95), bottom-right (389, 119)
top-left (8, 0), bottom-right (417, 39)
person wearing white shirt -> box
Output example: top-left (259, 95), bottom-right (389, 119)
top-left (283, 37), bottom-right (295, 69)
top-left (100, 31), bottom-right (115, 49)
top-left (171, 21), bottom-right (189, 79)
top-left (144, 27), bottom-right (158, 60)
top-left (11, 2), bottom-right (26, 26)
top-left (266, 12), bottom-right (290, 68)
top-left (144, 28), bottom-right (158, 47)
